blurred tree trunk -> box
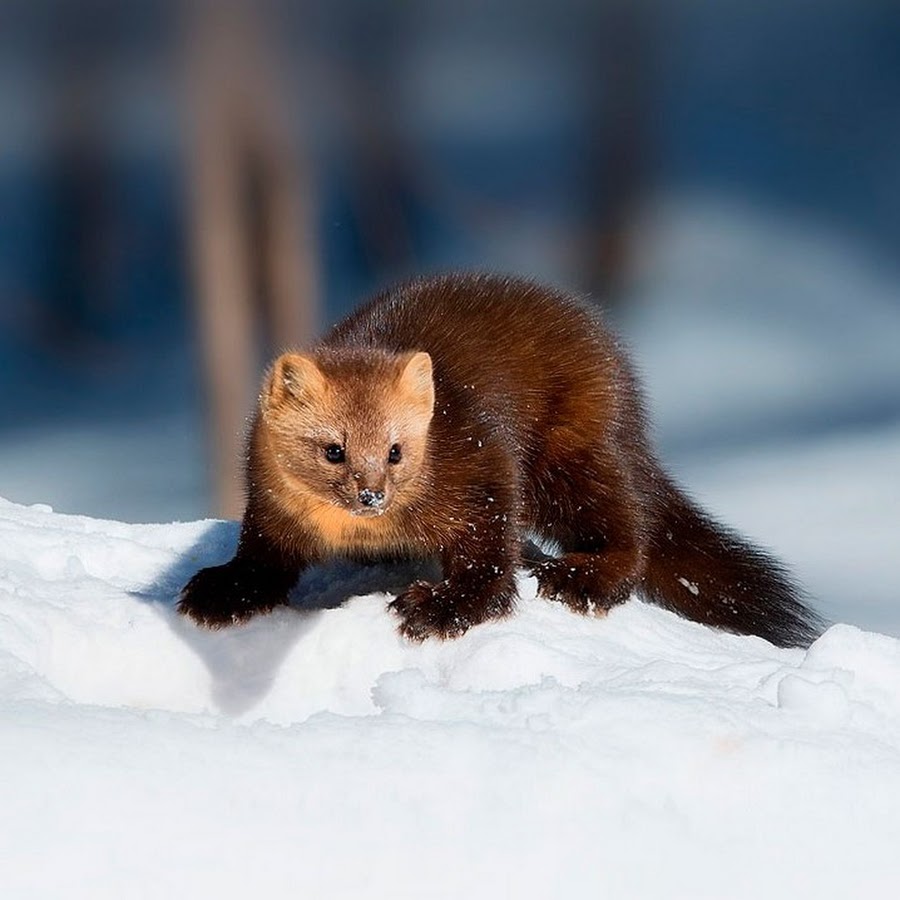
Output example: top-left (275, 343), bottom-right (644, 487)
top-left (579, 0), bottom-right (651, 307)
top-left (183, 0), bottom-right (319, 519)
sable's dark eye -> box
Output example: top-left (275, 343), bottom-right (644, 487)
top-left (324, 444), bottom-right (345, 464)
top-left (388, 443), bottom-right (402, 464)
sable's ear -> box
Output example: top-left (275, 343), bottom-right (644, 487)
top-left (262, 353), bottom-right (327, 409)
top-left (397, 351), bottom-right (435, 418)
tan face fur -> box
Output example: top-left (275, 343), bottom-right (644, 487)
top-left (259, 349), bottom-right (434, 525)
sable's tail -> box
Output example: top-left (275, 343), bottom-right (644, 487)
top-left (641, 476), bottom-right (824, 648)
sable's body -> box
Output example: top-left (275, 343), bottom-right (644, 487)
top-left (180, 274), bottom-right (822, 646)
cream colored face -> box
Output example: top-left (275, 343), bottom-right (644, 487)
top-left (260, 349), bottom-right (434, 517)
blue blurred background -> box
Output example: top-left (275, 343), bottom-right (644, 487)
top-left (1, 0), bottom-right (898, 624)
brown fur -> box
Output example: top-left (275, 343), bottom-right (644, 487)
top-left (179, 273), bottom-right (823, 646)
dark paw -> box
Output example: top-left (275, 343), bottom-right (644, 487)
top-left (388, 580), bottom-right (513, 642)
top-left (178, 562), bottom-right (286, 628)
top-left (528, 559), bottom-right (627, 617)
top-left (389, 581), bottom-right (469, 641)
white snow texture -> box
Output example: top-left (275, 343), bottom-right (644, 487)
top-left (1, 495), bottom-right (899, 899)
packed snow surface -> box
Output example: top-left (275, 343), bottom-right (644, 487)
top-left (2, 497), bottom-right (899, 899)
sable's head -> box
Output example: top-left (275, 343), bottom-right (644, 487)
top-left (259, 349), bottom-right (434, 517)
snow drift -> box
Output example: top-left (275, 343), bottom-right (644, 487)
top-left (1, 496), bottom-right (899, 898)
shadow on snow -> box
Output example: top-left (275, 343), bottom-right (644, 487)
top-left (130, 520), bottom-right (439, 715)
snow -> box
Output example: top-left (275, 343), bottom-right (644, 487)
top-left (2, 495), bottom-right (900, 899)
top-left (627, 197), bottom-right (900, 447)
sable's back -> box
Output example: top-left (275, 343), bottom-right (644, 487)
top-left (322, 274), bottom-right (624, 419)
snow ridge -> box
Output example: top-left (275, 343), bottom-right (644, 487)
top-left (1, 497), bottom-right (899, 899)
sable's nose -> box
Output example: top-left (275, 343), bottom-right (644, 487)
top-left (358, 488), bottom-right (385, 508)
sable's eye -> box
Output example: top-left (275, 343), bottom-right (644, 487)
top-left (324, 444), bottom-right (345, 464)
top-left (388, 443), bottom-right (402, 464)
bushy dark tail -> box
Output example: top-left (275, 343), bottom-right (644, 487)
top-left (641, 476), bottom-right (825, 648)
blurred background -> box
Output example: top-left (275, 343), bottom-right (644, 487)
top-left (1, 0), bottom-right (898, 630)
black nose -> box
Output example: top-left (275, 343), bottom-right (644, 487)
top-left (358, 489), bottom-right (385, 508)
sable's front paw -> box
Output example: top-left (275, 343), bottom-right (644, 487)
top-left (389, 579), bottom-right (515, 641)
top-left (388, 581), bottom-right (474, 641)
top-left (178, 563), bottom-right (285, 628)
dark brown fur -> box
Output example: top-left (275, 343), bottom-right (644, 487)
top-left (179, 273), bottom-right (823, 647)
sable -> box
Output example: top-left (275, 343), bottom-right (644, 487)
top-left (179, 273), bottom-right (823, 646)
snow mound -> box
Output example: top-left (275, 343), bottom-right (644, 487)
top-left (1, 497), bottom-right (899, 899)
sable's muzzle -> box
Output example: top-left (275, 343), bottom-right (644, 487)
top-left (350, 488), bottom-right (387, 516)
top-left (358, 488), bottom-right (385, 508)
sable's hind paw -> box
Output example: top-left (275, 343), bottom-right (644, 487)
top-left (528, 559), bottom-right (626, 617)
top-left (389, 581), bottom-right (474, 642)
top-left (178, 563), bottom-right (285, 628)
